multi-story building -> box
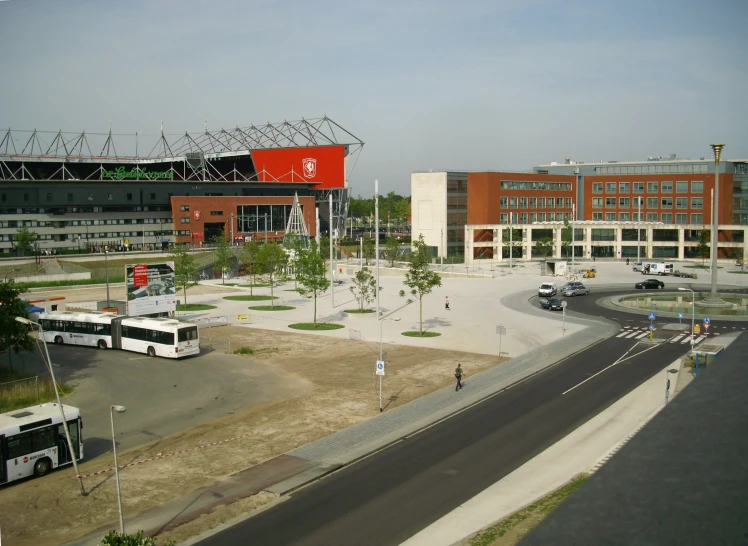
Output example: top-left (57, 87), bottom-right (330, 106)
top-left (0, 117), bottom-right (363, 254)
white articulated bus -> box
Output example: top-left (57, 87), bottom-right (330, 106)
top-left (38, 311), bottom-right (200, 358)
top-left (0, 403), bottom-right (83, 484)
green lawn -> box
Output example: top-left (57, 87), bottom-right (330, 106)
top-left (345, 309), bottom-right (376, 314)
top-left (238, 283), bottom-right (272, 288)
top-left (177, 304), bottom-right (216, 311)
top-left (223, 295), bottom-right (278, 301)
top-left (401, 331), bottom-right (441, 338)
top-left (248, 305), bottom-right (295, 311)
top-left (683, 264), bottom-right (723, 269)
top-left (288, 323), bottom-right (345, 331)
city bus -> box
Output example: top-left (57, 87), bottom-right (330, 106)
top-left (0, 403), bottom-right (83, 484)
top-left (37, 312), bottom-right (200, 358)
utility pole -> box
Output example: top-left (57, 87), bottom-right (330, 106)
top-left (329, 193), bottom-right (335, 307)
top-left (375, 179), bottom-right (380, 317)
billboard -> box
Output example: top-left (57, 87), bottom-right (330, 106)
top-left (251, 145), bottom-right (345, 189)
top-left (126, 262), bottom-right (178, 316)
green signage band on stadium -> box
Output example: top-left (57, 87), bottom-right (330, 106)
top-left (102, 166), bottom-right (174, 180)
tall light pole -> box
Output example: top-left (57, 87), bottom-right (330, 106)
top-left (14, 317), bottom-right (85, 495)
top-left (709, 144), bottom-right (724, 302)
top-left (105, 248), bottom-right (111, 308)
top-left (378, 316), bottom-right (400, 413)
top-left (678, 287), bottom-right (696, 354)
top-left (110, 404), bottom-right (127, 535)
top-left (329, 193), bottom-right (335, 307)
top-left (375, 179), bottom-right (380, 317)
top-left (637, 196), bottom-right (642, 263)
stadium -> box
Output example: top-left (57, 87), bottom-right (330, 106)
top-left (0, 117), bottom-right (364, 253)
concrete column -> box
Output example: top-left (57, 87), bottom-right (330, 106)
top-left (554, 226), bottom-right (562, 259)
top-left (494, 229), bottom-right (499, 262)
top-left (646, 226), bottom-right (654, 259)
top-left (526, 227), bottom-right (533, 260)
top-left (678, 227), bottom-right (685, 260)
top-left (616, 226), bottom-right (623, 260)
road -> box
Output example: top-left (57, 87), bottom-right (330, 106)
top-left (198, 292), bottom-right (692, 546)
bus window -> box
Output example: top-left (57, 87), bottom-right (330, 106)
top-left (7, 434), bottom-right (31, 459)
top-left (178, 327), bottom-right (198, 342)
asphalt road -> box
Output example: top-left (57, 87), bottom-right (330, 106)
top-left (197, 297), bottom-right (691, 546)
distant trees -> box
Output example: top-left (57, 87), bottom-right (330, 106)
top-left (534, 238), bottom-right (554, 258)
top-left (0, 279), bottom-right (34, 355)
top-left (212, 231), bottom-right (234, 285)
top-left (383, 236), bottom-right (401, 267)
top-left (349, 192), bottom-right (411, 228)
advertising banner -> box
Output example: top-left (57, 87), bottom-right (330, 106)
top-left (126, 262), bottom-right (178, 316)
top-left (251, 145), bottom-right (346, 189)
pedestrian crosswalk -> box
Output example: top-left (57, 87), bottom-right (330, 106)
top-left (615, 326), bottom-right (715, 346)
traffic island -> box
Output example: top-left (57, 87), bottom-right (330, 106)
top-left (288, 323), bottom-right (345, 331)
top-left (223, 295), bottom-right (278, 301)
top-left (249, 305), bottom-right (295, 311)
top-left (402, 331), bottom-right (441, 338)
top-left (344, 309), bottom-right (376, 314)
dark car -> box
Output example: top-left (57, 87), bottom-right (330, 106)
top-left (635, 279), bottom-right (665, 290)
top-left (547, 298), bottom-right (564, 311)
top-left (539, 297), bottom-right (550, 309)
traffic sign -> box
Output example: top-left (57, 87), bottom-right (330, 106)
top-left (678, 313), bottom-right (684, 319)
top-left (694, 324), bottom-right (701, 334)
top-left (648, 312), bottom-right (656, 321)
top-left (561, 301), bottom-right (568, 309)
top-left (649, 324), bottom-right (655, 331)
top-left (704, 317), bottom-right (711, 325)
top-left (375, 360), bottom-right (385, 376)
top-left (704, 322), bottom-right (711, 331)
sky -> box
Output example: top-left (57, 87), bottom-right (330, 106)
top-left (1, 0), bottom-right (747, 196)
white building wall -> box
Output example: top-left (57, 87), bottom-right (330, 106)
top-left (411, 172), bottom-right (448, 257)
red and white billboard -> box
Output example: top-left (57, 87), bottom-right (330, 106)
top-left (252, 145), bottom-right (345, 189)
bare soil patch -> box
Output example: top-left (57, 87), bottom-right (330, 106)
top-left (0, 311), bottom-right (505, 546)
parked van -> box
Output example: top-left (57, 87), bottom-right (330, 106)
top-left (538, 282), bottom-right (557, 297)
top-left (642, 262), bottom-right (673, 276)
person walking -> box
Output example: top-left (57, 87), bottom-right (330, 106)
top-left (445, 296), bottom-right (450, 311)
top-left (454, 363), bottom-right (464, 391)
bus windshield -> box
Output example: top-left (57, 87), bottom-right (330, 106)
top-left (178, 327), bottom-right (199, 342)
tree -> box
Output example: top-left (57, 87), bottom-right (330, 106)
top-left (399, 234), bottom-right (442, 336)
top-left (297, 240), bottom-right (330, 326)
top-left (561, 219), bottom-right (572, 258)
top-left (363, 237), bottom-right (375, 265)
top-left (14, 226), bottom-right (37, 255)
top-left (319, 236), bottom-right (331, 260)
top-left (256, 242), bottom-right (288, 309)
top-left (169, 245), bottom-right (197, 306)
top-left (697, 229), bottom-right (709, 265)
top-left (100, 529), bottom-right (175, 546)
top-left (0, 279), bottom-right (35, 355)
top-left (239, 240), bottom-right (261, 295)
top-left (535, 238), bottom-right (554, 258)
top-left (283, 234), bottom-right (306, 290)
top-left (502, 228), bottom-right (522, 259)
top-left (383, 235), bottom-right (401, 267)
top-left (349, 267), bottom-right (378, 312)
top-left (212, 231), bottom-right (234, 285)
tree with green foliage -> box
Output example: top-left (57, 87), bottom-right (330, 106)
top-left (283, 234), bottom-right (306, 290)
top-left (256, 242), bottom-right (288, 308)
top-left (697, 230), bottom-right (709, 265)
top-left (363, 237), bottom-right (375, 265)
top-left (399, 234), bottom-right (442, 336)
top-left (14, 226), bottom-right (37, 255)
top-left (239, 240), bottom-right (262, 295)
top-left (100, 529), bottom-right (175, 546)
top-left (297, 240), bottom-right (330, 326)
top-left (212, 230), bottom-right (234, 285)
top-left (502, 227), bottom-right (523, 259)
top-left (349, 266), bottom-right (378, 312)
top-left (561, 219), bottom-right (572, 258)
top-left (319, 236), bottom-right (331, 260)
top-left (534, 238), bottom-right (554, 258)
top-left (169, 245), bottom-right (198, 306)
top-left (0, 280), bottom-right (34, 355)
top-left (383, 235), bottom-right (401, 267)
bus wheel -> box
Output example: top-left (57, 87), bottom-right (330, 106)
top-left (147, 346), bottom-right (156, 357)
top-left (34, 458), bottom-right (52, 477)
top-left (54, 336), bottom-right (64, 345)
top-left (97, 339), bottom-right (108, 350)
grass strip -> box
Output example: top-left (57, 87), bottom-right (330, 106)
top-left (248, 305), bottom-right (295, 311)
top-left (401, 331), bottom-right (441, 338)
top-left (288, 323), bottom-right (345, 331)
top-left (469, 473), bottom-right (589, 546)
top-left (176, 304), bottom-right (217, 311)
top-left (344, 309), bottom-right (376, 314)
top-left (223, 295), bottom-right (278, 301)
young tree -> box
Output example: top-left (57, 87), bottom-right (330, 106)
top-left (697, 230), bottom-right (709, 265)
top-left (297, 240), bottom-right (330, 326)
top-left (169, 245), bottom-right (197, 306)
top-left (349, 266), bottom-right (378, 312)
top-left (399, 234), bottom-right (442, 336)
top-left (383, 235), bottom-right (401, 267)
top-left (0, 279), bottom-right (35, 355)
top-left (256, 242), bottom-right (288, 308)
top-left (100, 529), bottom-right (175, 546)
top-left (319, 236), bottom-right (331, 260)
top-left (363, 237), bottom-right (375, 265)
top-left (502, 228), bottom-right (522, 259)
top-left (534, 238), bottom-right (554, 258)
top-left (283, 233), bottom-right (306, 290)
top-left (14, 226), bottom-right (37, 255)
top-left (561, 219), bottom-right (572, 258)
top-left (239, 240), bottom-right (261, 295)
top-left (212, 231), bottom-right (234, 285)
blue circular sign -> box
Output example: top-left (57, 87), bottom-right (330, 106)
top-left (704, 317), bottom-right (711, 325)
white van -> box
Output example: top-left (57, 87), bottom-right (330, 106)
top-left (538, 282), bottom-right (557, 297)
top-left (642, 262), bottom-right (673, 276)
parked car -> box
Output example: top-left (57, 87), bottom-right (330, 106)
top-left (547, 298), bottom-right (564, 311)
top-left (539, 297), bottom-right (550, 309)
top-left (538, 282), bottom-right (557, 297)
top-left (562, 283), bottom-right (589, 296)
top-left (632, 262), bottom-right (643, 272)
top-left (635, 279), bottom-right (665, 289)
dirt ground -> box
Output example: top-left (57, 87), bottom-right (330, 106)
top-left (1, 285), bottom-right (505, 546)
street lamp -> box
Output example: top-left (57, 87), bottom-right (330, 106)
top-left (14, 317), bottom-right (85, 495)
top-left (110, 404), bottom-right (127, 535)
top-left (678, 287), bottom-right (696, 354)
top-left (378, 316), bottom-right (400, 413)
top-left (105, 247), bottom-right (111, 308)
top-left (709, 144), bottom-right (725, 302)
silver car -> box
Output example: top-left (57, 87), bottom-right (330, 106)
top-left (562, 282), bottom-right (589, 297)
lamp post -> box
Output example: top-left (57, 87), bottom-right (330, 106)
top-left (709, 144), bottom-right (724, 302)
top-left (375, 179), bottom-right (380, 317)
top-left (678, 287), bottom-right (696, 354)
top-left (14, 317), bottom-right (85, 495)
top-left (378, 316), bottom-right (400, 413)
top-left (105, 248), bottom-right (111, 308)
top-left (110, 404), bottom-right (127, 535)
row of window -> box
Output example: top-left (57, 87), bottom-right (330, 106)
top-left (121, 325), bottom-right (175, 345)
top-left (500, 197), bottom-right (574, 209)
top-left (592, 181), bottom-right (704, 194)
top-left (4, 192), bottom-right (172, 203)
top-left (0, 206), bottom-right (170, 215)
top-left (0, 217), bottom-right (171, 229)
top-left (500, 181), bottom-right (573, 191)
top-left (589, 213), bottom-right (704, 224)
top-left (500, 212), bottom-right (573, 224)
top-left (39, 320), bottom-right (111, 335)
top-left (594, 164), bottom-right (709, 175)
top-left (592, 197), bottom-right (703, 209)
top-left (4, 421), bottom-right (79, 460)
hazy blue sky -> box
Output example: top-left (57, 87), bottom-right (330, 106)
top-left (1, 0), bottom-right (746, 196)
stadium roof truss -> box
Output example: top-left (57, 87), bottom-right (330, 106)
top-left (0, 116), bottom-right (364, 170)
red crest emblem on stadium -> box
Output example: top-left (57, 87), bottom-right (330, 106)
top-left (193, 210), bottom-right (201, 220)
top-left (302, 158), bottom-right (317, 179)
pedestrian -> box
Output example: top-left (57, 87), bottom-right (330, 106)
top-left (445, 296), bottom-right (450, 311)
top-left (454, 363), bottom-right (464, 391)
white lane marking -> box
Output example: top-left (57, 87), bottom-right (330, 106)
top-left (616, 332), bottom-right (628, 338)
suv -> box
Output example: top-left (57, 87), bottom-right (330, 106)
top-left (538, 283), bottom-right (557, 297)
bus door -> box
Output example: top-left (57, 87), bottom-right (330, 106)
top-left (0, 435), bottom-right (6, 484)
top-left (110, 318), bottom-right (123, 350)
